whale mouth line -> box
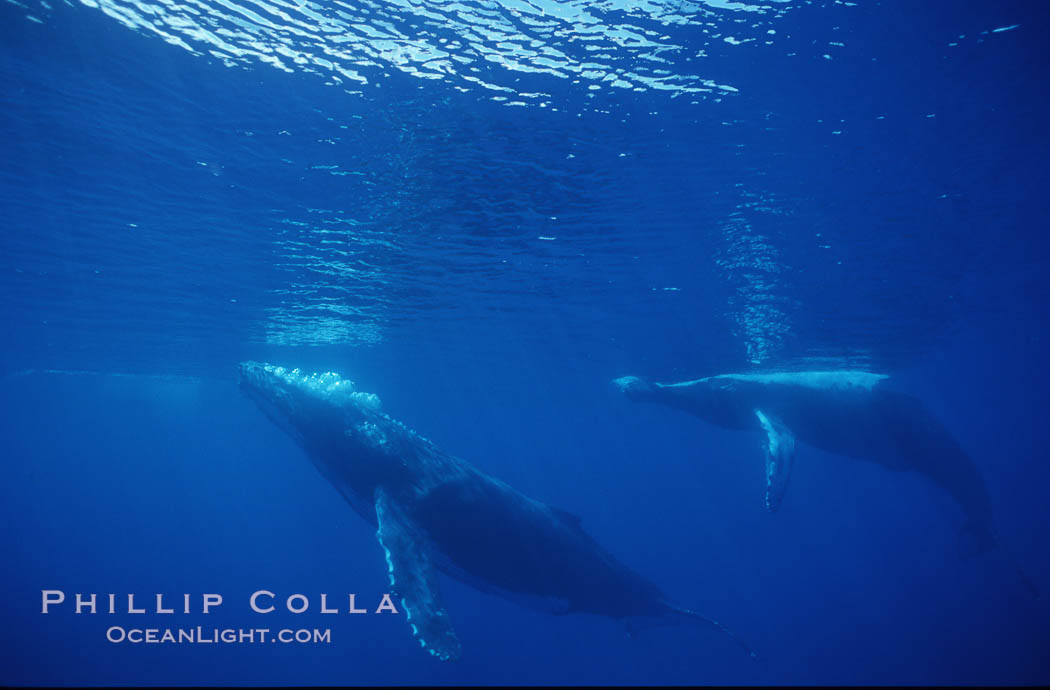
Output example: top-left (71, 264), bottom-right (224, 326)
top-left (239, 381), bottom-right (301, 445)
top-left (237, 363), bottom-right (306, 445)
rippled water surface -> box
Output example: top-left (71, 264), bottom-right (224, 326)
top-left (5, 0), bottom-right (1045, 375)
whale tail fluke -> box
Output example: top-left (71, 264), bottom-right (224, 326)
top-left (997, 544), bottom-right (1041, 600)
top-left (957, 524), bottom-right (1040, 599)
top-left (1010, 557), bottom-right (1041, 600)
top-left (956, 520), bottom-right (998, 559)
top-left (663, 603), bottom-right (758, 660)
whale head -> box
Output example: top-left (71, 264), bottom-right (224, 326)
top-left (612, 375), bottom-right (657, 402)
top-left (238, 361), bottom-right (394, 480)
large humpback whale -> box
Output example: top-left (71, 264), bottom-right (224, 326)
top-left (239, 361), bottom-right (754, 661)
top-left (613, 370), bottom-right (1038, 596)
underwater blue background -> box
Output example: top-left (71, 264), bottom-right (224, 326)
top-left (1, 0), bottom-right (1048, 685)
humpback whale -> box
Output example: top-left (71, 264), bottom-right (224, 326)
top-left (239, 362), bottom-right (754, 661)
top-left (613, 370), bottom-right (1038, 597)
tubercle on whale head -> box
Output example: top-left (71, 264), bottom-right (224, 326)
top-left (237, 361), bottom-right (386, 445)
top-left (238, 361), bottom-right (382, 411)
top-left (238, 361), bottom-right (316, 444)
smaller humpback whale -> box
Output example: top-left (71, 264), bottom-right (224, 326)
top-left (613, 370), bottom-right (1038, 597)
top-left (239, 362), bottom-right (754, 661)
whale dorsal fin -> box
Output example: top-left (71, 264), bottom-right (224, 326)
top-left (374, 487), bottom-right (461, 661)
top-left (755, 410), bottom-right (796, 512)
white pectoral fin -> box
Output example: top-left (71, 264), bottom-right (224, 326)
top-left (374, 487), bottom-right (461, 661)
top-left (755, 410), bottom-right (796, 512)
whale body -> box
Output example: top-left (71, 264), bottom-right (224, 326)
top-left (239, 361), bottom-right (753, 661)
top-left (614, 370), bottom-right (1027, 575)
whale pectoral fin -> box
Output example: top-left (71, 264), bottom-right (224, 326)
top-left (755, 409), bottom-right (796, 512)
top-left (374, 487), bottom-right (461, 662)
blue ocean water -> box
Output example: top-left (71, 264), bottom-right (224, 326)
top-left (1, 0), bottom-right (1048, 685)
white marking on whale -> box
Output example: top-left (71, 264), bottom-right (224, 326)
top-left (685, 370), bottom-right (888, 392)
